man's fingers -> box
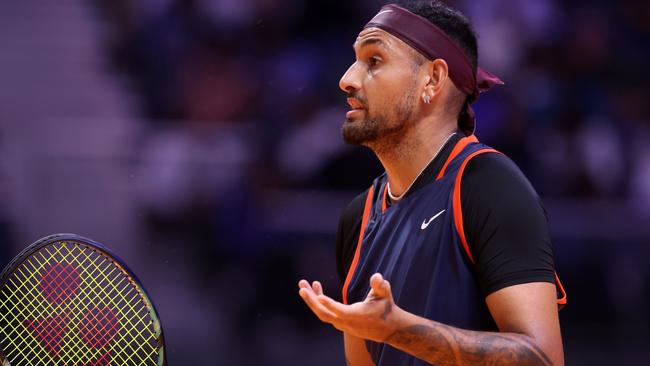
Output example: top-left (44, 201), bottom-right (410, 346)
top-left (317, 294), bottom-right (349, 317)
top-left (370, 273), bottom-right (383, 288)
top-left (298, 279), bottom-right (325, 296)
top-left (370, 273), bottom-right (391, 298)
top-left (298, 279), bottom-right (339, 322)
top-left (299, 286), bottom-right (337, 323)
top-left (312, 281), bottom-right (323, 296)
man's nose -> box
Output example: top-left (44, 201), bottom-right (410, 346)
top-left (339, 62), bottom-right (361, 94)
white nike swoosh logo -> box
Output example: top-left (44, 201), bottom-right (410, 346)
top-left (421, 209), bottom-right (446, 230)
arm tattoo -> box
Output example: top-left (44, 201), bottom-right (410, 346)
top-left (385, 323), bottom-right (552, 366)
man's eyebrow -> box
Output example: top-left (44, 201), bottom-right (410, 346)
top-left (352, 37), bottom-right (387, 51)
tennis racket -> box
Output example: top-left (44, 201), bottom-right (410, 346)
top-left (0, 234), bottom-right (166, 366)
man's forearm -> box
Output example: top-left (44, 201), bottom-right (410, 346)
top-left (344, 333), bottom-right (375, 366)
top-left (384, 310), bottom-right (553, 366)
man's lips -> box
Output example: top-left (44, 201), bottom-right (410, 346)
top-left (346, 98), bottom-right (366, 110)
top-left (346, 108), bottom-right (365, 120)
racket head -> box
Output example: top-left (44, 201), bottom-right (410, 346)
top-left (0, 234), bottom-right (167, 366)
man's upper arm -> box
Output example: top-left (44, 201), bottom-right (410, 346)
top-left (486, 282), bottom-right (564, 366)
top-left (338, 191), bottom-right (375, 365)
top-left (461, 153), bottom-right (558, 296)
top-left (464, 153), bottom-right (564, 363)
top-left (336, 190), bottom-right (368, 284)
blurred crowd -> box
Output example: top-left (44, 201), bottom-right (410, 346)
top-left (94, 0), bottom-right (650, 198)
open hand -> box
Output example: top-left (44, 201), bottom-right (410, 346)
top-left (298, 273), bottom-right (401, 343)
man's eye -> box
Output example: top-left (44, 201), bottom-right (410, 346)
top-left (368, 56), bottom-right (381, 67)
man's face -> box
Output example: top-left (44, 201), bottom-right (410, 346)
top-left (339, 27), bottom-right (422, 147)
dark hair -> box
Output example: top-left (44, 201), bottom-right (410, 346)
top-left (394, 0), bottom-right (478, 70)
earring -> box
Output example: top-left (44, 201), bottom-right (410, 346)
top-left (423, 95), bottom-right (431, 104)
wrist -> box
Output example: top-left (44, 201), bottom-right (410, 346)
top-left (382, 304), bottom-right (408, 344)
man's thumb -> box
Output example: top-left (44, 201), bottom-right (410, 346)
top-left (370, 273), bottom-right (391, 297)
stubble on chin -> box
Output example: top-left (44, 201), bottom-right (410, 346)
top-left (341, 118), bottom-right (378, 146)
top-left (341, 104), bottom-right (415, 151)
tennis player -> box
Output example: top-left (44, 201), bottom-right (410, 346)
top-left (298, 1), bottom-right (566, 365)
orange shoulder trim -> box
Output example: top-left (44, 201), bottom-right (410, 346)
top-left (555, 272), bottom-right (567, 309)
top-left (452, 148), bottom-right (500, 263)
top-left (452, 149), bottom-right (568, 307)
top-left (381, 183), bottom-right (388, 214)
top-left (437, 135), bottom-right (479, 181)
top-left (342, 186), bottom-right (375, 305)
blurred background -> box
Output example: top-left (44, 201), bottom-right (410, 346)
top-left (0, 0), bottom-right (649, 364)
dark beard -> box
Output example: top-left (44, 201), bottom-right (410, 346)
top-left (341, 88), bottom-right (417, 147)
top-left (341, 114), bottom-right (379, 145)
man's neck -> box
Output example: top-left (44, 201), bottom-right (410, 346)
top-left (374, 122), bottom-right (458, 198)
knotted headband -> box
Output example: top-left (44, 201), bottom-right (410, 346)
top-left (364, 4), bottom-right (504, 135)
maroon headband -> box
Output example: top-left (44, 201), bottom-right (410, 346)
top-left (364, 4), bottom-right (503, 134)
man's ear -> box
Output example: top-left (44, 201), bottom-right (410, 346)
top-left (421, 59), bottom-right (449, 104)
